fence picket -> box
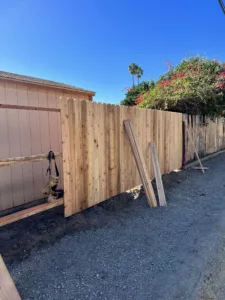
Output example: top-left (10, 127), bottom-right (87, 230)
top-left (61, 99), bottom-right (183, 217)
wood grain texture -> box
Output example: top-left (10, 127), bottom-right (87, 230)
top-left (183, 114), bottom-right (225, 164)
top-left (149, 142), bottom-right (167, 206)
top-left (0, 199), bottom-right (63, 227)
top-left (61, 99), bottom-right (183, 216)
top-left (124, 120), bottom-right (157, 207)
top-left (0, 255), bottom-right (21, 299)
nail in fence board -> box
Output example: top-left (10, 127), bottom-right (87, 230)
top-left (123, 120), bottom-right (157, 207)
top-left (149, 142), bottom-right (167, 206)
top-left (0, 255), bottom-right (21, 300)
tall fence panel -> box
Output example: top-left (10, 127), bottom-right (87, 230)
top-left (61, 99), bottom-right (183, 217)
top-left (183, 114), bottom-right (225, 164)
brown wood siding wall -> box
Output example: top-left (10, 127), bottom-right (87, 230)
top-left (0, 79), bottom-right (90, 212)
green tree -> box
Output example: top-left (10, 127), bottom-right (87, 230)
top-left (139, 56), bottom-right (225, 117)
top-left (121, 81), bottom-right (155, 106)
top-left (128, 63), bottom-right (138, 86)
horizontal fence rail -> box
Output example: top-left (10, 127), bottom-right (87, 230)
top-left (61, 99), bottom-right (183, 217)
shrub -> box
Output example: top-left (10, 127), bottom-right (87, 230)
top-left (121, 81), bottom-right (155, 106)
top-left (139, 56), bottom-right (225, 117)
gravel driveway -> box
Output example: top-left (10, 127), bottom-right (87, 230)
top-left (2, 154), bottom-right (225, 299)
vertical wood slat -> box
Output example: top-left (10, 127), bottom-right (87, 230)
top-left (0, 108), bottom-right (13, 211)
top-left (6, 85), bottom-right (24, 208)
top-left (86, 101), bottom-right (94, 206)
top-left (17, 84), bottom-right (34, 204)
top-left (61, 99), bottom-right (71, 217)
top-left (183, 115), bottom-right (225, 164)
top-left (124, 120), bottom-right (157, 208)
top-left (61, 99), bottom-right (183, 217)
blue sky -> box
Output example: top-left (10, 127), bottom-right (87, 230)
top-left (0, 0), bottom-right (224, 104)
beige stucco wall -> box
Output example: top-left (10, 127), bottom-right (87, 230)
top-left (0, 78), bottom-right (92, 212)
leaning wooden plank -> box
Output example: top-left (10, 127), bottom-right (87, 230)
top-left (0, 255), bottom-right (21, 300)
top-left (0, 198), bottom-right (63, 227)
top-left (149, 142), bottom-right (167, 206)
top-left (0, 152), bottom-right (61, 167)
top-left (186, 127), bottom-right (205, 174)
top-left (123, 120), bottom-right (157, 207)
top-left (129, 122), bottom-right (157, 207)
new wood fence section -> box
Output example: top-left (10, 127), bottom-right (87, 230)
top-left (183, 114), bottom-right (225, 164)
top-left (61, 99), bottom-right (183, 217)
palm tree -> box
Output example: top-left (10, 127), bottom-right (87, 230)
top-left (128, 63), bottom-right (138, 87)
top-left (136, 67), bottom-right (144, 85)
top-left (218, 0), bottom-right (225, 14)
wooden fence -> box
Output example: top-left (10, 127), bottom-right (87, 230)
top-left (61, 99), bottom-right (183, 217)
top-left (183, 114), bottom-right (225, 164)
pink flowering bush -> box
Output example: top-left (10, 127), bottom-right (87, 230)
top-left (139, 56), bottom-right (225, 117)
top-left (121, 81), bottom-right (155, 106)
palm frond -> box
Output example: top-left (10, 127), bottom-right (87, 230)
top-left (219, 0), bottom-right (225, 14)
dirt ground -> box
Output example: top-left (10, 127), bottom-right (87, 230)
top-left (1, 154), bottom-right (225, 299)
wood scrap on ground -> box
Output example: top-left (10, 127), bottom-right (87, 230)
top-left (123, 120), bottom-right (157, 208)
top-left (186, 127), bottom-right (205, 173)
top-left (0, 198), bottom-right (63, 227)
top-left (0, 255), bottom-right (21, 300)
top-left (192, 167), bottom-right (209, 170)
top-left (149, 142), bottom-right (167, 206)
